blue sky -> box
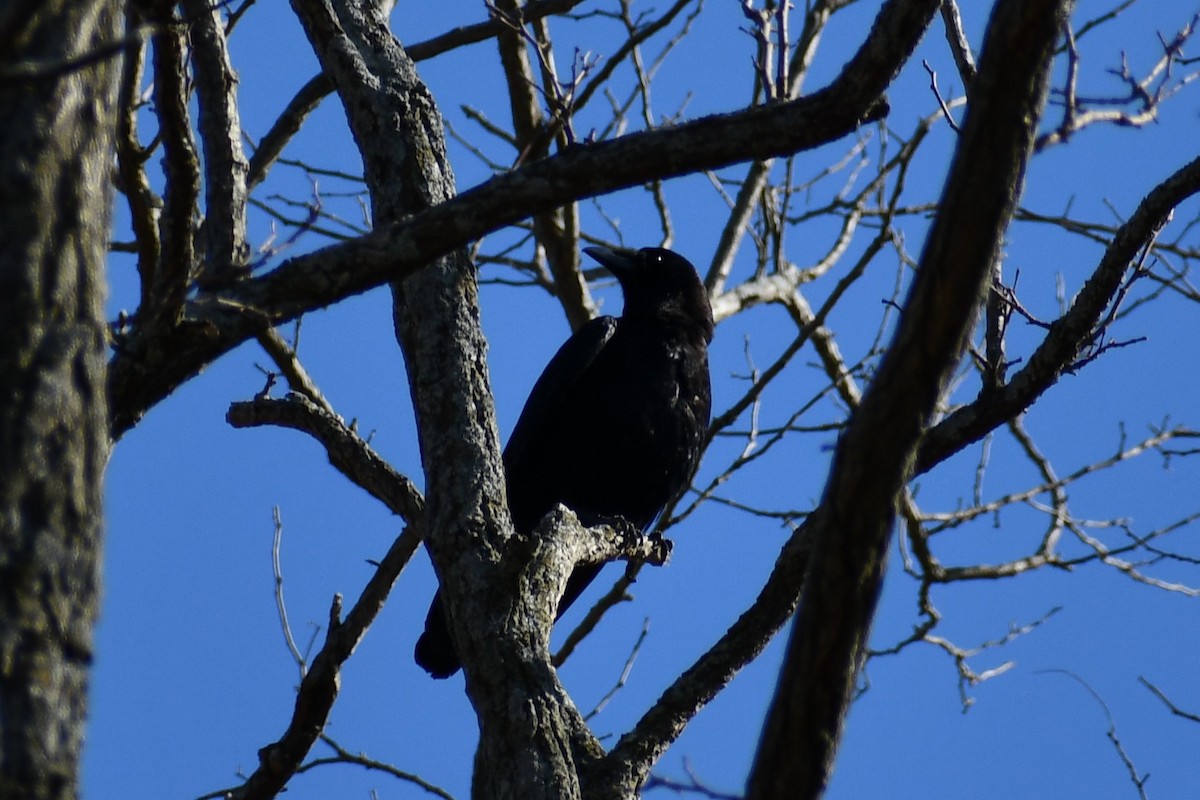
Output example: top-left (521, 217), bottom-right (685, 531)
top-left (89, 2), bottom-right (1200, 798)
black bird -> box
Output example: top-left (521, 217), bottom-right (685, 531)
top-left (415, 246), bottom-right (714, 678)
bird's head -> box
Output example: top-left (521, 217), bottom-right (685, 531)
top-left (584, 246), bottom-right (714, 343)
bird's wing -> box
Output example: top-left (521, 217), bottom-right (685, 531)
top-left (503, 315), bottom-right (617, 472)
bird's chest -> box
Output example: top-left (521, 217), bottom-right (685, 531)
top-left (506, 319), bottom-right (710, 531)
top-left (577, 331), bottom-right (708, 463)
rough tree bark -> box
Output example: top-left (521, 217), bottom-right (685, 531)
top-left (0, 3), bottom-right (123, 799)
top-left (289, 2), bottom-right (602, 797)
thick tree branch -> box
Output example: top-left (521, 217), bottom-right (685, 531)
top-left (145, 3), bottom-right (199, 325)
top-left (746, 1), bottom-right (1075, 797)
top-left (523, 507), bottom-right (674, 661)
top-left (108, 0), bottom-right (946, 439)
top-left (288, 2), bottom-right (604, 797)
top-left (183, 0), bottom-right (250, 285)
top-left (108, 81), bottom-right (888, 437)
top-left (227, 393), bottom-right (425, 521)
top-left (940, 0), bottom-right (978, 91)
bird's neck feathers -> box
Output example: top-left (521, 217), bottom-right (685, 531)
top-left (622, 299), bottom-right (714, 344)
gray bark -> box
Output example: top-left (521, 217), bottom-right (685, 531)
top-left (289, 2), bottom-right (601, 796)
top-left (0, 3), bottom-right (122, 799)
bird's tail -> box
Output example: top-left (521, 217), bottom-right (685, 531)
top-left (414, 561), bottom-right (609, 678)
top-left (414, 592), bottom-right (462, 679)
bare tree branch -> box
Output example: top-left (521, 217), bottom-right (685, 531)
top-left (227, 392), bottom-right (425, 521)
top-left (1140, 676), bottom-right (1200, 724)
top-left (234, 524), bottom-right (423, 800)
top-left (109, 62), bottom-right (891, 437)
top-left (748, 2), bottom-right (1074, 796)
top-left (246, 0), bottom-right (591, 192)
top-left (144, 2), bottom-right (199, 325)
top-left (917, 153), bottom-right (1200, 474)
top-left (184, 0), bottom-right (250, 286)
top-left (1041, 670), bottom-right (1151, 800)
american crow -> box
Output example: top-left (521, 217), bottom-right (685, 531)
top-left (415, 246), bottom-right (713, 678)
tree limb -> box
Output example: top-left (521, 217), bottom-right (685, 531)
top-left (917, 152), bottom-right (1200, 475)
top-left (108, 72), bottom-right (890, 437)
top-left (235, 524), bottom-right (423, 800)
top-left (227, 393), bottom-right (425, 522)
top-left (747, 1), bottom-right (1075, 797)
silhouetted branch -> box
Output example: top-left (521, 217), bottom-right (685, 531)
top-left (232, 524), bottom-right (423, 800)
top-left (748, 2), bottom-right (1071, 796)
top-left (1140, 677), bottom-right (1200, 724)
top-left (227, 393), bottom-right (424, 522)
top-left (293, 734), bottom-right (455, 800)
top-left (1041, 670), bottom-right (1150, 800)
top-left (917, 153), bottom-right (1200, 474)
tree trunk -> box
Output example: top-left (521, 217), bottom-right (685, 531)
top-left (288, 2), bottom-right (600, 796)
top-left (0, 3), bottom-right (121, 798)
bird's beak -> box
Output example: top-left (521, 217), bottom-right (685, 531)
top-left (584, 246), bottom-right (638, 279)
